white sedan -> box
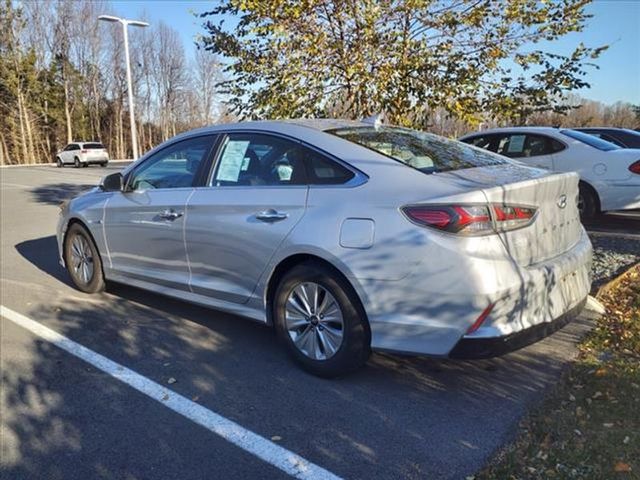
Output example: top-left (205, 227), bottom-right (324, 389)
top-left (459, 127), bottom-right (640, 219)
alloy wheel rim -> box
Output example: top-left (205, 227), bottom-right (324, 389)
top-left (70, 234), bottom-right (94, 284)
top-left (285, 282), bottom-right (344, 361)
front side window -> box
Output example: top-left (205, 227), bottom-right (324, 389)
top-left (211, 134), bottom-right (308, 186)
top-left (560, 129), bottom-right (620, 151)
top-left (329, 126), bottom-right (506, 174)
top-left (128, 136), bottom-right (214, 190)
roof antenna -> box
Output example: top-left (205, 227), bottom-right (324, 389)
top-left (362, 113), bottom-right (385, 129)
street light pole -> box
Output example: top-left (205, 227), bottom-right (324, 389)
top-left (98, 15), bottom-right (149, 160)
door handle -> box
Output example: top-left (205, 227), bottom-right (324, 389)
top-left (255, 209), bottom-right (289, 222)
top-left (158, 209), bottom-right (184, 221)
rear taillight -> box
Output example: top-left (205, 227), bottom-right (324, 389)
top-left (81, 149), bottom-right (87, 153)
top-left (629, 160), bottom-right (640, 175)
top-left (401, 204), bottom-right (536, 235)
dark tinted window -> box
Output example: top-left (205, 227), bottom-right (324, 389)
top-left (330, 126), bottom-right (506, 174)
top-left (493, 134), bottom-right (563, 158)
top-left (560, 129), bottom-right (620, 151)
top-left (465, 135), bottom-right (496, 150)
top-left (128, 136), bottom-right (214, 190)
top-left (211, 134), bottom-right (307, 186)
top-left (84, 143), bottom-right (105, 149)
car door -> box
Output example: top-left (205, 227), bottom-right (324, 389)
top-left (103, 135), bottom-right (216, 290)
top-left (185, 132), bottom-right (309, 304)
top-left (61, 144), bottom-right (77, 163)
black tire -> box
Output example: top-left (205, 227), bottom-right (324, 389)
top-left (74, 157), bottom-right (80, 168)
top-left (64, 223), bottom-right (106, 294)
top-left (578, 182), bottom-right (598, 222)
top-left (56, 157), bottom-right (63, 168)
top-left (273, 261), bottom-right (370, 377)
top-left (83, 162), bottom-right (89, 168)
top-left (100, 162), bottom-right (108, 167)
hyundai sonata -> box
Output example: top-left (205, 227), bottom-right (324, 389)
top-left (57, 120), bottom-right (592, 376)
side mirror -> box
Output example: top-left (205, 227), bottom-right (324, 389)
top-left (101, 172), bottom-right (123, 192)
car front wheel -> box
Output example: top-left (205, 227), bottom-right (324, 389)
top-left (64, 223), bottom-right (105, 293)
top-left (273, 262), bottom-right (370, 377)
top-left (74, 157), bottom-right (80, 168)
top-left (56, 158), bottom-right (63, 168)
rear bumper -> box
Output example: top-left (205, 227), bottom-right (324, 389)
top-left (361, 227), bottom-right (592, 357)
top-left (449, 297), bottom-right (586, 358)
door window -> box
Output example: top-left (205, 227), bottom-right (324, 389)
top-left (127, 136), bottom-right (215, 190)
top-left (211, 134), bottom-right (308, 186)
top-left (495, 134), bottom-right (562, 158)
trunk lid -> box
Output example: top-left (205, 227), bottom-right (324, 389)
top-left (437, 164), bottom-right (582, 266)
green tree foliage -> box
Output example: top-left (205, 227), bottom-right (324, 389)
top-left (200, 0), bottom-right (607, 126)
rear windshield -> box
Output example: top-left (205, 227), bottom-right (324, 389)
top-left (84, 143), bottom-right (105, 149)
top-left (328, 126), bottom-right (506, 174)
top-left (560, 130), bottom-right (619, 151)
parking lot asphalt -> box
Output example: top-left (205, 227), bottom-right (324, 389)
top-left (0, 164), bottom-right (611, 480)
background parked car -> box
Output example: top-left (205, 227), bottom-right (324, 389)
top-left (459, 127), bottom-right (640, 219)
top-left (56, 142), bottom-right (110, 168)
top-left (574, 127), bottom-right (640, 149)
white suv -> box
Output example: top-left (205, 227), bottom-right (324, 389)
top-left (56, 142), bottom-right (110, 168)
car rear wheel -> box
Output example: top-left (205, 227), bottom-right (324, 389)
top-left (74, 157), bottom-right (80, 168)
top-left (273, 262), bottom-right (370, 377)
top-left (578, 182), bottom-right (598, 221)
top-left (100, 162), bottom-right (108, 167)
top-left (64, 223), bottom-right (105, 293)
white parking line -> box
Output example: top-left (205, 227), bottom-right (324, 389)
top-left (0, 305), bottom-right (341, 480)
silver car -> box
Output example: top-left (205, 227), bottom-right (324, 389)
top-left (57, 120), bottom-right (592, 377)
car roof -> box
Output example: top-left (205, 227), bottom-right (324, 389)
top-left (459, 126), bottom-right (565, 139)
top-left (172, 119), bottom-right (371, 138)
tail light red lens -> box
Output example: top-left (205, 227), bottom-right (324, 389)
top-left (81, 149), bottom-right (87, 153)
top-left (402, 204), bottom-right (536, 235)
top-left (629, 160), bottom-right (640, 175)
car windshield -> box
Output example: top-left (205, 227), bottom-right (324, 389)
top-left (560, 129), bottom-right (620, 151)
top-left (329, 126), bottom-right (506, 174)
top-left (84, 143), bottom-right (105, 149)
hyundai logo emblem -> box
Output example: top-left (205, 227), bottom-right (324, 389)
top-left (557, 194), bottom-right (567, 209)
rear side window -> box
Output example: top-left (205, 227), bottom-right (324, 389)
top-left (560, 129), bottom-right (620, 151)
top-left (306, 152), bottom-right (354, 185)
top-left (330, 126), bottom-right (506, 174)
top-left (84, 143), bottom-right (105, 149)
top-left (211, 134), bottom-right (308, 187)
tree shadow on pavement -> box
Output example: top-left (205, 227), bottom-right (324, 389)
top-left (4, 229), bottom-right (597, 480)
top-left (30, 183), bottom-right (95, 205)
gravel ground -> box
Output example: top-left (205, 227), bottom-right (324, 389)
top-left (588, 233), bottom-right (640, 290)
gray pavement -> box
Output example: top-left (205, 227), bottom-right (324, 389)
top-left (0, 164), bottom-right (611, 480)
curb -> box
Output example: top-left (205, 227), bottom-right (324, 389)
top-left (595, 261), bottom-right (639, 300)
